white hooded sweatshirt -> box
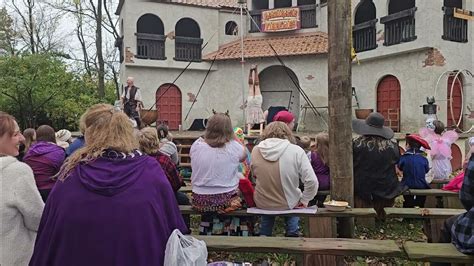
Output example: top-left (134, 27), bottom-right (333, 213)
top-left (251, 138), bottom-right (318, 210)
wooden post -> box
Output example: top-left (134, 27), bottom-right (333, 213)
top-left (328, 0), bottom-right (354, 238)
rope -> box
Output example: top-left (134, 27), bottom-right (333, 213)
top-left (184, 53), bottom-right (219, 121)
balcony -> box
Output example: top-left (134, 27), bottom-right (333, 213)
top-left (249, 4), bottom-right (317, 33)
top-left (135, 33), bottom-right (166, 60)
top-left (442, 7), bottom-right (468, 43)
top-left (380, 7), bottom-right (417, 46)
top-left (352, 19), bottom-right (378, 53)
top-left (174, 36), bottom-right (203, 62)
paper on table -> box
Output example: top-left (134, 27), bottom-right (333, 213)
top-left (246, 206), bottom-right (317, 215)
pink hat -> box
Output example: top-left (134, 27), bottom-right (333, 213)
top-left (273, 111), bottom-right (294, 124)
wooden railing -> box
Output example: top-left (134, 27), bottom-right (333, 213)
top-left (352, 19), bottom-right (378, 53)
top-left (135, 33), bottom-right (166, 60)
top-left (300, 4), bottom-right (317, 29)
top-left (174, 36), bottom-right (203, 62)
top-left (249, 5), bottom-right (317, 33)
top-left (442, 7), bottom-right (468, 43)
top-left (380, 7), bottom-right (417, 46)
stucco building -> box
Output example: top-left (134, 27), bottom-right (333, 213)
top-left (115, 0), bottom-right (473, 135)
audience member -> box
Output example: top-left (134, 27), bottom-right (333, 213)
top-left (0, 112), bottom-right (44, 266)
top-left (252, 122), bottom-right (318, 237)
top-left (29, 104), bottom-right (187, 266)
top-left (352, 112), bottom-right (404, 218)
top-left (24, 125), bottom-right (66, 202)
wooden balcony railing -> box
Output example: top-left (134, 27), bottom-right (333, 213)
top-left (380, 7), bottom-right (417, 46)
top-left (136, 33), bottom-right (166, 60)
top-left (174, 36), bottom-right (203, 62)
top-left (442, 7), bottom-right (468, 43)
top-left (352, 19), bottom-right (378, 53)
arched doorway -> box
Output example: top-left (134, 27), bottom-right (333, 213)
top-left (450, 143), bottom-right (462, 171)
top-left (377, 75), bottom-right (401, 132)
top-left (259, 66), bottom-right (300, 121)
top-left (156, 84), bottom-right (182, 130)
top-left (447, 74), bottom-right (463, 129)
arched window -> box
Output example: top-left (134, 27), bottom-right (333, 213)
top-left (137, 14), bottom-right (164, 35)
top-left (274, 0), bottom-right (292, 8)
top-left (443, 0), bottom-right (467, 42)
top-left (353, 0), bottom-right (377, 52)
top-left (382, 0), bottom-right (417, 46)
top-left (297, 0), bottom-right (315, 6)
top-left (225, 21), bottom-right (238, 35)
top-left (175, 18), bottom-right (201, 38)
top-left (136, 14), bottom-right (166, 60)
top-left (388, 0), bottom-right (415, 14)
top-left (355, 0), bottom-right (376, 25)
top-left (252, 0), bottom-right (269, 10)
top-left (175, 18), bottom-right (203, 62)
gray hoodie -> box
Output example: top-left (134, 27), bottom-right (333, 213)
top-left (251, 138), bottom-right (318, 210)
top-left (0, 156), bottom-right (44, 266)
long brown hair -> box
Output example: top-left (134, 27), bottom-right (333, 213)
top-left (204, 113), bottom-right (234, 148)
top-left (23, 128), bottom-right (36, 152)
top-left (57, 104), bottom-right (138, 180)
top-left (315, 132), bottom-right (329, 165)
top-left (260, 121), bottom-right (296, 143)
top-left (138, 127), bottom-right (160, 154)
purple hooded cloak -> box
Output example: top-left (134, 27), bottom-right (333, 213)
top-left (29, 150), bottom-right (188, 266)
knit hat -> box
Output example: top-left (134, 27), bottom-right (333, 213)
top-left (273, 111), bottom-right (295, 125)
top-left (55, 129), bottom-right (72, 142)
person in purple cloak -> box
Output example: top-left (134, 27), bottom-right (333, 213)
top-left (29, 104), bottom-right (188, 266)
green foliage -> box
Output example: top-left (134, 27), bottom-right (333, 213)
top-left (0, 54), bottom-right (116, 130)
top-left (0, 7), bottom-right (17, 55)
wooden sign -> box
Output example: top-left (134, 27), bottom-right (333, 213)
top-left (262, 7), bottom-right (301, 32)
top-left (454, 8), bottom-right (474, 20)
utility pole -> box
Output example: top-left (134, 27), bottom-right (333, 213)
top-left (328, 0), bottom-right (354, 238)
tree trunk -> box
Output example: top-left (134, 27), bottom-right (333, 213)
top-left (95, 0), bottom-right (105, 98)
top-left (327, 0), bottom-right (354, 238)
top-left (27, 0), bottom-right (35, 54)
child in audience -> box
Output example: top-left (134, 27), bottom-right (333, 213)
top-left (398, 134), bottom-right (431, 208)
top-left (157, 124), bottom-right (179, 164)
top-left (310, 132), bottom-right (330, 207)
top-left (299, 136), bottom-right (312, 160)
top-left (233, 127), bottom-right (255, 207)
top-left (420, 120), bottom-right (458, 180)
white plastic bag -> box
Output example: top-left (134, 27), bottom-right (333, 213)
top-left (164, 229), bottom-right (208, 266)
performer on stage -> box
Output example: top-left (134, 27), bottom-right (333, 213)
top-left (121, 77), bottom-right (143, 128)
top-left (246, 65), bottom-right (265, 134)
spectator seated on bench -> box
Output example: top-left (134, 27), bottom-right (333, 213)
top-left (352, 112), bottom-right (405, 218)
top-left (434, 153), bottom-right (474, 266)
top-left (251, 122), bottom-right (318, 237)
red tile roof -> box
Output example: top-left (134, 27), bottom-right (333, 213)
top-left (203, 32), bottom-right (328, 61)
top-left (173, 0), bottom-right (239, 8)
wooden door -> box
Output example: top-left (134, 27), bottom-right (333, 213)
top-left (447, 75), bottom-right (463, 129)
top-left (377, 75), bottom-right (401, 132)
top-left (156, 84), bottom-right (182, 130)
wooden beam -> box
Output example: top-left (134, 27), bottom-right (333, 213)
top-left (404, 242), bottom-right (474, 263)
top-left (196, 236), bottom-right (404, 257)
top-left (327, 0), bottom-right (354, 238)
top-left (179, 205), bottom-right (377, 217)
top-left (384, 208), bottom-right (465, 219)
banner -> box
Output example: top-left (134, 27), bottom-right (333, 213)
top-left (262, 7), bottom-right (301, 32)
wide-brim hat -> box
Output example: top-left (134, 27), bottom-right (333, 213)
top-left (406, 134), bottom-right (431, 150)
top-left (352, 112), bottom-right (394, 139)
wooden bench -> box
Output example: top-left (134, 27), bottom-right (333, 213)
top-left (403, 189), bottom-right (462, 209)
top-left (196, 236), bottom-right (404, 266)
top-left (385, 208), bottom-right (466, 243)
top-left (404, 242), bottom-right (474, 264)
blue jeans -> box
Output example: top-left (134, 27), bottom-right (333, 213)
top-left (260, 215), bottom-right (299, 237)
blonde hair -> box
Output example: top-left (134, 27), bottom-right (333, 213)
top-left (138, 127), bottom-right (160, 155)
top-left (204, 113), bottom-right (234, 148)
top-left (23, 128), bottom-right (36, 153)
top-left (299, 136), bottom-right (311, 151)
top-left (261, 122), bottom-right (296, 143)
top-left (315, 132), bottom-right (329, 165)
top-left (58, 104), bottom-right (138, 180)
